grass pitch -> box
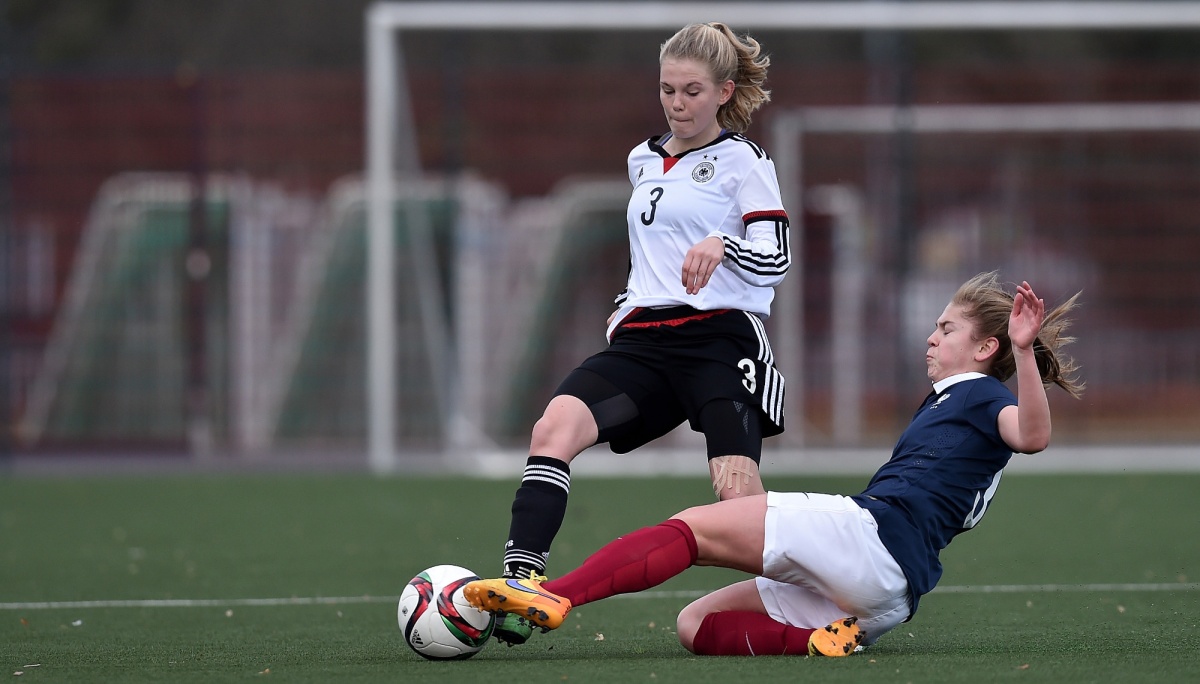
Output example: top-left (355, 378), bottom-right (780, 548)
top-left (2, 471), bottom-right (1198, 682)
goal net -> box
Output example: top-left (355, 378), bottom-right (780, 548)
top-left (366, 2), bottom-right (1200, 471)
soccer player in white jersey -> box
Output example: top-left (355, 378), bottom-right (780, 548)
top-left (467, 273), bottom-right (1084, 656)
top-left (491, 22), bottom-right (791, 645)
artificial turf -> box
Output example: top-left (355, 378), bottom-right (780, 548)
top-left (2, 472), bottom-right (1197, 682)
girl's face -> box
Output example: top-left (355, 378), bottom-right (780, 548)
top-left (659, 58), bottom-right (734, 149)
top-left (926, 302), bottom-right (989, 383)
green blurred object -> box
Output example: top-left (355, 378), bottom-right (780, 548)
top-left (35, 190), bottom-right (231, 443)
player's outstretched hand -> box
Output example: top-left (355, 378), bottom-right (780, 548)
top-left (1009, 281), bottom-right (1045, 351)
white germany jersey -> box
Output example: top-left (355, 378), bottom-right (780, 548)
top-left (615, 131), bottom-right (791, 318)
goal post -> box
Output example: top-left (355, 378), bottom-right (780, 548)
top-left (365, 1), bottom-right (1200, 472)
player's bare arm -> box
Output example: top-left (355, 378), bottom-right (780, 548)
top-left (681, 235), bottom-right (726, 294)
top-left (997, 281), bottom-right (1052, 453)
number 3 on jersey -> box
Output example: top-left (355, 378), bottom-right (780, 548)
top-left (738, 358), bottom-right (757, 393)
top-left (640, 186), bottom-right (664, 226)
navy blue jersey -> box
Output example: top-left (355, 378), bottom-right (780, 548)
top-left (851, 373), bottom-right (1016, 617)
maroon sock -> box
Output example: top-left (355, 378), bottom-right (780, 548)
top-left (542, 518), bottom-right (698, 607)
top-left (691, 611), bottom-right (816, 656)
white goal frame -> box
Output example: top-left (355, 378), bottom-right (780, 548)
top-left (769, 101), bottom-right (1200, 446)
top-left (365, 1), bottom-right (1200, 472)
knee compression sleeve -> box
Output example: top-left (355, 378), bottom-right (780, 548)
top-left (555, 368), bottom-right (639, 442)
top-left (699, 399), bottom-right (763, 461)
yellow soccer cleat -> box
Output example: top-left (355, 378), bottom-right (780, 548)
top-left (463, 576), bottom-right (572, 631)
top-left (807, 616), bottom-right (864, 657)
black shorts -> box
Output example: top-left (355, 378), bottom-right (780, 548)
top-left (554, 306), bottom-right (785, 455)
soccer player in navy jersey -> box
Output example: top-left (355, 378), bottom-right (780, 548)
top-left (466, 272), bottom-right (1084, 656)
top-left (492, 22), bottom-right (791, 645)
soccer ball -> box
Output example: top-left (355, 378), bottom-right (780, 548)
top-left (398, 564), bottom-right (496, 660)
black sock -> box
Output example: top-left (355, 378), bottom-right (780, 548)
top-left (503, 456), bottom-right (571, 577)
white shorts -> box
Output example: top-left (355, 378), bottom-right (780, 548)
top-left (756, 491), bottom-right (911, 646)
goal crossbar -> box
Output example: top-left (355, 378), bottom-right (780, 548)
top-left (787, 102), bottom-right (1200, 134)
top-left (369, 3), bottom-right (1200, 31)
top-left (365, 1), bottom-right (1200, 472)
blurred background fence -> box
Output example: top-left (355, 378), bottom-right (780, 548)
top-left (2, 1), bottom-right (1199, 469)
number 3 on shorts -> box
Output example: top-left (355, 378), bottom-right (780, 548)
top-left (738, 358), bottom-right (757, 393)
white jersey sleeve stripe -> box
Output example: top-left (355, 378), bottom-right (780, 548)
top-left (720, 213), bottom-right (790, 281)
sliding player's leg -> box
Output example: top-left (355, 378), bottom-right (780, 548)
top-left (467, 517), bottom-right (697, 631)
top-left (677, 579), bottom-right (862, 656)
top-left (468, 495), bottom-right (768, 630)
top-left (749, 491), bottom-right (912, 651)
top-left (674, 491), bottom-right (878, 656)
